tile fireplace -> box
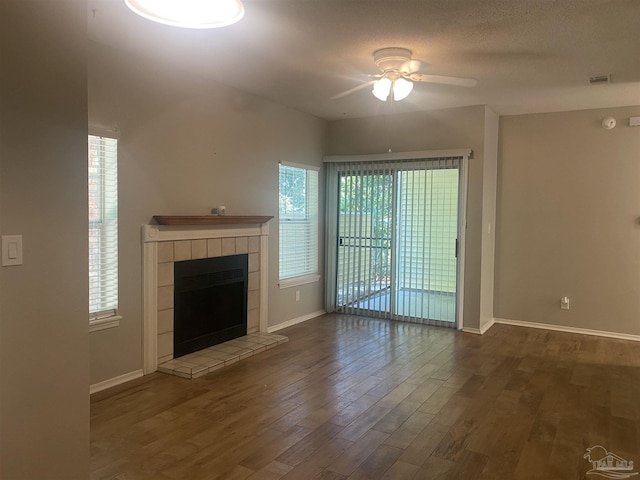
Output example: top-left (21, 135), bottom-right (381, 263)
top-left (141, 216), bottom-right (272, 375)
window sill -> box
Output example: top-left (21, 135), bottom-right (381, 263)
top-left (279, 274), bottom-right (320, 289)
top-left (89, 315), bottom-right (122, 332)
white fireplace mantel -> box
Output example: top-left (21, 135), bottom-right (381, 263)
top-left (141, 218), bottom-right (271, 375)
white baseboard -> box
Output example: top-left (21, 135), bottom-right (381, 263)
top-left (494, 318), bottom-right (640, 342)
top-left (462, 318), bottom-right (495, 335)
top-left (90, 369), bottom-right (144, 395)
top-left (461, 327), bottom-right (482, 335)
top-left (267, 310), bottom-right (326, 333)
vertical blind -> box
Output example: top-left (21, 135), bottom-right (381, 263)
top-left (278, 162), bottom-right (319, 282)
top-left (327, 156), bottom-right (461, 327)
top-left (88, 134), bottom-right (118, 319)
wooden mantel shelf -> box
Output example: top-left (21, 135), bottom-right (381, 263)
top-left (153, 215), bottom-right (274, 226)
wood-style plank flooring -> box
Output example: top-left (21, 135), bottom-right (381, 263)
top-left (91, 314), bottom-right (640, 479)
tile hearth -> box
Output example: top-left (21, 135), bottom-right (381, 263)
top-left (158, 332), bottom-right (288, 379)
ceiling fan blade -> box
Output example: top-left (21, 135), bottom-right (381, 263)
top-left (399, 59), bottom-right (423, 74)
top-left (409, 73), bottom-right (477, 87)
top-left (330, 80), bottom-right (376, 100)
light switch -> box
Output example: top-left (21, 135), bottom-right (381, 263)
top-left (8, 242), bottom-right (17, 259)
top-left (2, 235), bottom-right (23, 266)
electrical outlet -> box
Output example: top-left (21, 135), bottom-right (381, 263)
top-left (560, 297), bottom-right (570, 310)
top-left (295, 290), bottom-right (300, 302)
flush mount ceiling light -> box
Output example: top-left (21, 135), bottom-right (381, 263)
top-left (124, 0), bottom-right (245, 29)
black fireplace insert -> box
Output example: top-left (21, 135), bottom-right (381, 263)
top-left (173, 254), bottom-right (248, 358)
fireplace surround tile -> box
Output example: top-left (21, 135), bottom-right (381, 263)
top-left (248, 253), bottom-right (260, 272)
top-left (174, 240), bottom-right (192, 261)
top-left (157, 262), bottom-right (174, 287)
top-left (235, 237), bottom-right (248, 254)
top-left (191, 239), bottom-right (207, 259)
top-left (157, 309), bottom-right (173, 334)
top-left (248, 236), bottom-right (260, 253)
top-left (142, 220), bottom-right (272, 375)
top-left (248, 308), bottom-right (259, 332)
top-left (157, 285), bottom-right (173, 311)
top-left (157, 241), bottom-right (174, 263)
top-left (156, 242), bottom-right (259, 358)
top-left (207, 238), bottom-right (222, 257)
top-left (248, 272), bottom-right (260, 291)
top-left (247, 290), bottom-right (259, 310)
top-left (158, 331), bottom-right (173, 358)
top-left (221, 238), bottom-right (236, 256)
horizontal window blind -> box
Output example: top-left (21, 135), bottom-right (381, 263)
top-left (89, 135), bottom-right (118, 318)
top-left (279, 162), bottom-right (319, 281)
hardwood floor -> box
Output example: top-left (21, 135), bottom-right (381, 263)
top-left (91, 314), bottom-right (640, 479)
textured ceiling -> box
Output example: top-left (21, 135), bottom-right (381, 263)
top-left (88, 0), bottom-right (640, 120)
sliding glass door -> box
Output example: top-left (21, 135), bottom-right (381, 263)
top-left (329, 155), bottom-right (464, 328)
top-left (394, 166), bottom-right (459, 323)
top-left (337, 171), bottom-right (393, 314)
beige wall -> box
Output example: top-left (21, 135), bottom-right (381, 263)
top-left (495, 106), bottom-right (640, 335)
top-left (326, 105), bottom-right (498, 330)
top-left (89, 43), bottom-right (326, 385)
top-left (0, 1), bottom-right (90, 478)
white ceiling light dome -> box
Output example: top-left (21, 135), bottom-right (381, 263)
top-left (372, 77), bottom-right (392, 101)
top-left (392, 77), bottom-right (414, 101)
top-left (124, 0), bottom-right (245, 29)
top-left (371, 75), bottom-right (414, 102)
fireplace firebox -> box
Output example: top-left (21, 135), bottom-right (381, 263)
top-left (173, 254), bottom-right (248, 358)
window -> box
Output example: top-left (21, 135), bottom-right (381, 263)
top-left (278, 162), bottom-right (319, 287)
top-left (88, 134), bottom-right (119, 326)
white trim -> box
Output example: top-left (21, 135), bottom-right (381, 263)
top-left (142, 224), bottom-right (268, 243)
top-left (280, 160), bottom-right (320, 172)
top-left (323, 148), bottom-right (472, 163)
top-left (90, 369), bottom-right (143, 395)
top-left (89, 126), bottom-right (119, 139)
top-left (494, 318), bottom-right (640, 342)
top-left (89, 315), bottom-right (122, 332)
top-left (142, 241), bottom-right (158, 375)
top-left (279, 274), bottom-right (321, 289)
top-left (260, 233), bottom-right (269, 333)
top-left (267, 310), bottom-right (326, 333)
top-left (456, 156), bottom-right (469, 331)
top-left (462, 327), bottom-right (482, 335)
top-left (462, 318), bottom-right (495, 335)
top-left (479, 317), bottom-right (495, 334)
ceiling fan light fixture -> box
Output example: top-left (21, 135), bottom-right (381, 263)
top-left (392, 77), bottom-right (413, 101)
top-left (124, 0), bottom-right (245, 29)
top-left (372, 76), bottom-right (414, 102)
top-left (372, 77), bottom-right (392, 101)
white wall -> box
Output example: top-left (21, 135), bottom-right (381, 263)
top-left (89, 42), bottom-right (326, 385)
top-left (0, 1), bottom-right (90, 477)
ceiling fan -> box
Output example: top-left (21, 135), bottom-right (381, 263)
top-left (332, 47), bottom-right (477, 101)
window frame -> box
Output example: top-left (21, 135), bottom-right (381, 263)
top-left (88, 129), bottom-right (121, 331)
top-left (278, 161), bottom-right (320, 288)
